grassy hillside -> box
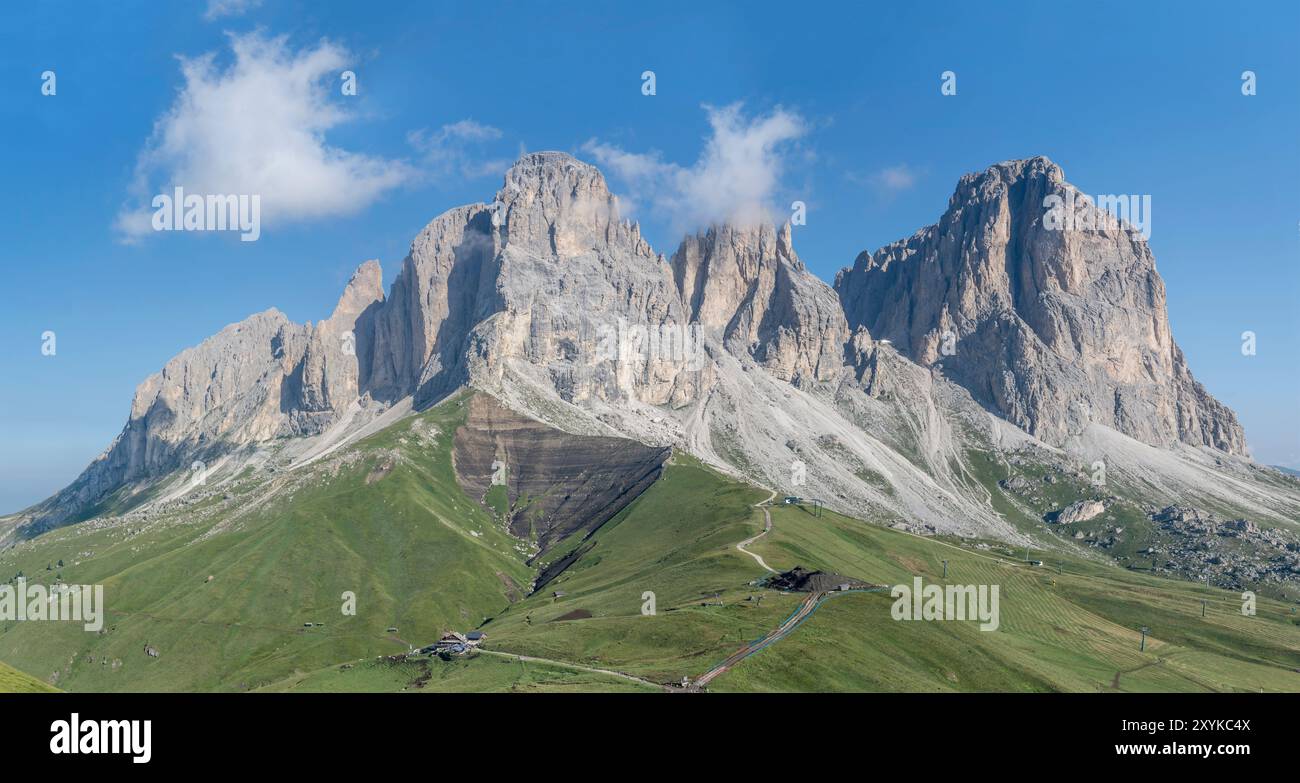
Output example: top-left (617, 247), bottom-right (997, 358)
top-left (2, 391), bottom-right (1297, 693)
top-left (477, 452), bottom-right (800, 683)
top-left (476, 456), bottom-right (1300, 692)
top-left (715, 504), bottom-right (1300, 691)
top-left (0, 660), bottom-right (59, 693)
top-left (0, 392), bottom-right (530, 691)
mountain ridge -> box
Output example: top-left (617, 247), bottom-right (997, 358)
top-left (3, 152), bottom-right (1274, 547)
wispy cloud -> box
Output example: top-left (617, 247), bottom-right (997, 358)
top-left (873, 164), bottom-right (917, 193)
top-left (407, 119), bottom-right (510, 180)
top-left (203, 0), bottom-right (261, 22)
top-left (115, 32), bottom-right (413, 241)
top-left (849, 163), bottom-right (922, 200)
top-left (583, 103), bottom-right (807, 230)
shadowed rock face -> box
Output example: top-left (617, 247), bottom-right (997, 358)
top-left (363, 205), bottom-right (502, 407)
top-left (834, 156), bottom-right (1246, 456)
top-left (671, 222), bottom-right (849, 385)
top-left (451, 393), bottom-right (670, 555)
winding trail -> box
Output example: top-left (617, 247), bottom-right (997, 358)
top-left (736, 489), bottom-right (778, 573)
top-left (694, 491), bottom-right (901, 690)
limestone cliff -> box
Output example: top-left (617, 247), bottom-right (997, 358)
top-left (835, 156), bottom-right (1246, 455)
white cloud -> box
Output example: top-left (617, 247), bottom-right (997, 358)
top-left (583, 103), bottom-right (807, 229)
top-left (115, 32), bottom-right (413, 241)
top-left (407, 119), bottom-right (510, 180)
top-left (203, 0), bottom-right (261, 22)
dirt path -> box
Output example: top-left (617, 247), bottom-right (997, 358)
top-left (736, 490), bottom-right (777, 573)
top-left (478, 649), bottom-right (664, 690)
top-left (693, 489), bottom-right (805, 689)
top-left (697, 490), bottom-right (896, 690)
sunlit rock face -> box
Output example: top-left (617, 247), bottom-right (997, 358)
top-left (835, 156), bottom-right (1246, 455)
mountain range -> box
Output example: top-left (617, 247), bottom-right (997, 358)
top-left (8, 152), bottom-right (1292, 545)
top-left (4, 152), bottom-right (1300, 693)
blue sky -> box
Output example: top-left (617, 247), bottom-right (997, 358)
top-left (0, 0), bottom-right (1296, 513)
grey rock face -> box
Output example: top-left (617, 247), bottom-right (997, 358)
top-left (24, 310), bottom-right (300, 534)
top-left (285, 260), bottom-right (385, 429)
top-left (21, 153), bottom-right (845, 533)
top-left (466, 152), bottom-right (700, 408)
top-left (834, 156), bottom-right (1246, 456)
top-left (451, 156), bottom-right (997, 535)
top-left (21, 262), bottom-right (386, 536)
top-left (671, 223), bottom-right (848, 385)
top-left (365, 204), bottom-right (501, 406)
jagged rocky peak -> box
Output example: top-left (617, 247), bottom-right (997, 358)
top-left (290, 260), bottom-right (385, 418)
top-left (673, 222), bottom-right (791, 328)
top-left (13, 307), bottom-right (301, 535)
top-left (493, 151), bottom-right (649, 259)
top-left (951, 155), bottom-right (1065, 206)
top-left (20, 256), bottom-right (392, 536)
top-left (367, 153), bottom-right (638, 410)
top-left (466, 152), bottom-right (693, 407)
top-left (671, 222), bottom-right (849, 384)
top-left (330, 260), bottom-right (385, 323)
top-left (364, 203), bottom-right (501, 406)
top-left (835, 155), bottom-right (1246, 455)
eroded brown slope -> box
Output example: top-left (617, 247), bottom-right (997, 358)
top-left (452, 393), bottom-right (670, 555)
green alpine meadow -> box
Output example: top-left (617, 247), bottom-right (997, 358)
top-left (3, 390), bottom-right (1297, 693)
